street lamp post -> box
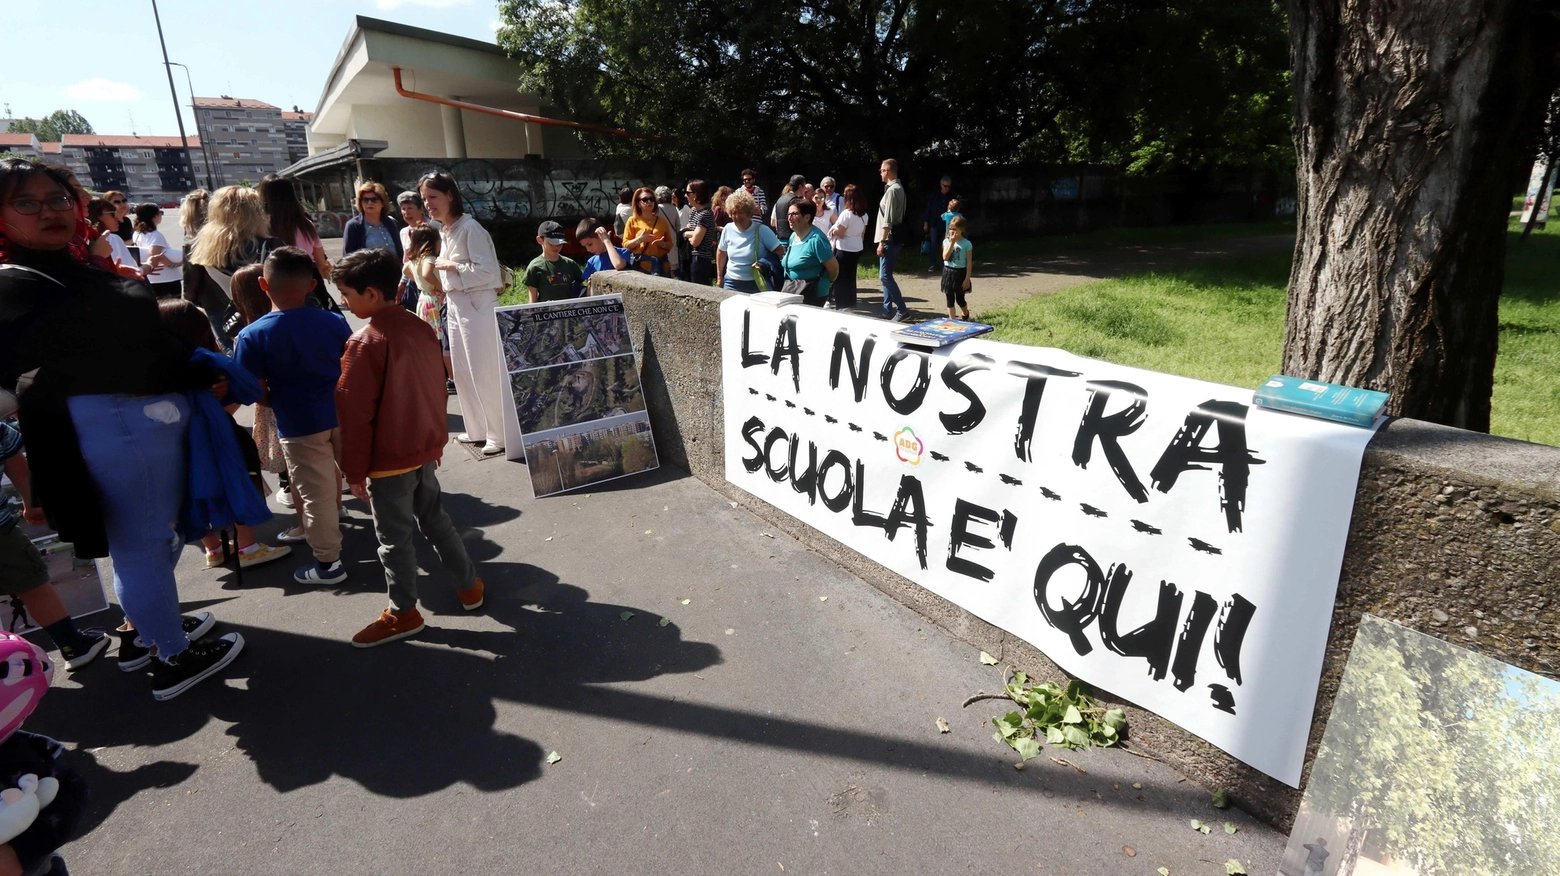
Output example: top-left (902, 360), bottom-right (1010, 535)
top-left (168, 62), bottom-right (215, 190)
top-left (150, 0), bottom-right (202, 193)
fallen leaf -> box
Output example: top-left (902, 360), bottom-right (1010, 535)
top-left (728, 501), bottom-right (738, 508)
top-left (681, 598), bottom-right (692, 605)
top-left (584, 494), bottom-right (591, 498)
top-left (1224, 860), bottom-right (1247, 875)
top-left (1132, 782), bottom-right (1143, 790)
top-left (979, 651), bottom-right (1000, 665)
top-left (545, 751), bottom-right (561, 765)
top-left (760, 531), bottom-right (776, 538)
top-left (1211, 789), bottom-right (1230, 809)
top-left (1122, 847), bottom-right (1136, 858)
top-left (658, 617), bottom-right (671, 627)
top-left (935, 717), bottom-right (951, 733)
top-left (1190, 819), bottom-right (1203, 832)
top-left (544, 536), bottom-right (553, 541)
top-left (1158, 868), bottom-right (1170, 876)
top-left (645, 529), bottom-right (653, 534)
top-left (1224, 822), bottom-right (1238, 835)
top-left (819, 596), bottom-right (828, 601)
top-left (620, 611), bottom-right (635, 620)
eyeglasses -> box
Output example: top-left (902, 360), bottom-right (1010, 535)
top-left (360, 195), bottom-right (382, 203)
top-left (742, 177), bottom-right (755, 183)
top-left (110, 198), bottom-right (127, 205)
top-left (637, 197), bottom-right (655, 203)
top-left (786, 212), bottom-right (802, 218)
top-left (5, 195), bottom-right (74, 216)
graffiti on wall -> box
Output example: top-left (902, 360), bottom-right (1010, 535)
top-left (381, 159), bottom-right (655, 225)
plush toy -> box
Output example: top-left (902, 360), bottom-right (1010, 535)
top-left (0, 635), bottom-right (53, 845)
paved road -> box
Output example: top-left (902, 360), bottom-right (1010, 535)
top-left (40, 391), bottom-right (1287, 874)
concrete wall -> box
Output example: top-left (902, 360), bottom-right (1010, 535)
top-left (591, 269), bottom-right (1560, 829)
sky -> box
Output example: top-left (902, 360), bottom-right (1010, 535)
top-left (3, 0), bottom-right (505, 137)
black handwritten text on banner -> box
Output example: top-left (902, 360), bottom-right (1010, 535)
top-left (720, 299), bottom-right (1377, 786)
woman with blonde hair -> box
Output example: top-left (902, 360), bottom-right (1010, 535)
top-left (621, 186), bottom-right (672, 276)
top-left (342, 180), bottom-right (403, 260)
top-left (715, 188), bottom-right (782, 293)
top-left (185, 185), bottom-right (283, 352)
top-left (180, 188), bottom-right (210, 238)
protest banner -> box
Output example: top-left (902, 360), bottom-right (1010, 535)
top-left (495, 295), bottom-right (659, 497)
top-left (720, 299), bottom-right (1378, 785)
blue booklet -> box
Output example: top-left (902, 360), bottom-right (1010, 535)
top-left (893, 319), bottom-right (994, 347)
top-left (1252, 375), bottom-right (1389, 427)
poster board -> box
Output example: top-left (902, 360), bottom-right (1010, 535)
top-left (1520, 157), bottom-right (1553, 226)
top-left (721, 299), bottom-right (1379, 785)
top-left (494, 295), bottom-right (659, 497)
top-left (1282, 615), bottom-right (1560, 875)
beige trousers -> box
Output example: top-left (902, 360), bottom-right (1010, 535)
top-left (279, 428), bottom-right (343, 564)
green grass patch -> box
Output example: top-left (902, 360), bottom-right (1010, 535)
top-left (984, 219), bottom-right (1560, 447)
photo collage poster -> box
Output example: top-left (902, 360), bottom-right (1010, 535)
top-left (494, 295), bottom-right (659, 497)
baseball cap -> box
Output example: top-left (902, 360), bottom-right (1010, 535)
top-left (537, 220), bottom-right (567, 245)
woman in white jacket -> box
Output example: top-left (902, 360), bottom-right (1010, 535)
top-left (418, 172), bottom-right (506, 456)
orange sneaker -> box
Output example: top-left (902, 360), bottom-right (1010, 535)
top-left (351, 608), bottom-right (426, 648)
top-left (456, 577), bottom-right (485, 611)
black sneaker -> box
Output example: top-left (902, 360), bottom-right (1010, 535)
top-left (61, 630), bottom-right (109, 670)
top-left (118, 612), bottom-right (217, 672)
top-left (151, 633), bottom-right (244, 701)
top-left (446, 379), bottom-right (457, 395)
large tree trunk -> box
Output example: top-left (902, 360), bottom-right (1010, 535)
top-left (1283, 0), bottom-right (1560, 430)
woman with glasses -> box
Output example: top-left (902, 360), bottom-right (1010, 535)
top-left (0, 159), bottom-right (246, 700)
top-left (781, 198), bottom-right (839, 307)
top-left (419, 172), bottom-right (507, 457)
top-left (682, 180), bottom-right (717, 286)
top-left (342, 181), bottom-right (403, 261)
top-left (623, 187), bottom-right (673, 276)
top-left (101, 190), bottom-right (133, 241)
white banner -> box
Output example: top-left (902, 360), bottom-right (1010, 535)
top-left (720, 299), bottom-right (1378, 785)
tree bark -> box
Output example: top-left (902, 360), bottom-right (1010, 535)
top-left (1283, 0), bottom-right (1560, 430)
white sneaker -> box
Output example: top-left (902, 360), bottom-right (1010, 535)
top-left (275, 488), bottom-right (294, 508)
top-left (889, 311), bottom-right (909, 323)
top-left (456, 433), bottom-right (480, 444)
top-left (481, 441), bottom-right (505, 457)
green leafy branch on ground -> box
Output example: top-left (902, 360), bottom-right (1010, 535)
top-left (972, 669), bottom-right (1127, 762)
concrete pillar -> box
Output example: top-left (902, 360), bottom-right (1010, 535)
top-left (441, 102), bottom-right (467, 159)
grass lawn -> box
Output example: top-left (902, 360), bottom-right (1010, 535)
top-left (984, 218), bottom-right (1560, 447)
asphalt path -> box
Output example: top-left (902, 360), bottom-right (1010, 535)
top-left (35, 387), bottom-right (1287, 874)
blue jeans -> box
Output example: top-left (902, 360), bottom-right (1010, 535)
top-left (722, 277), bottom-right (760, 294)
top-left (68, 393), bottom-right (192, 660)
top-left (880, 242), bottom-right (907, 316)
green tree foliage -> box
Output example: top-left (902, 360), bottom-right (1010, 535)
top-left (9, 110), bottom-right (94, 143)
top-left (495, 0), bottom-right (1290, 171)
top-left (1307, 618), bottom-right (1560, 875)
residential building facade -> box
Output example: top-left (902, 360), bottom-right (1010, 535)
top-left (282, 108), bottom-right (313, 166)
top-left (192, 96), bottom-right (291, 187)
top-left (57, 135), bottom-right (209, 204)
top-left (0, 133), bottom-right (42, 157)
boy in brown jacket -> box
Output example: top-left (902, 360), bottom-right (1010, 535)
top-left (333, 248), bottom-right (485, 647)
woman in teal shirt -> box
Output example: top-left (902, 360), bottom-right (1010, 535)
top-left (782, 199), bottom-right (839, 307)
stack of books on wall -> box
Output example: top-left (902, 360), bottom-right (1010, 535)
top-left (893, 319), bottom-right (994, 348)
top-left (1252, 375), bottom-right (1389, 427)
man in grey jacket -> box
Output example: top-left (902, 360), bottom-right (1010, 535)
top-left (876, 159), bottom-right (910, 321)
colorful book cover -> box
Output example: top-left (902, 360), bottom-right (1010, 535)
top-left (1252, 374), bottom-right (1389, 427)
top-left (893, 319), bottom-right (995, 347)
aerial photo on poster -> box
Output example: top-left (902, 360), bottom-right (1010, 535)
top-left (495, 295), bottom-right (659, 496)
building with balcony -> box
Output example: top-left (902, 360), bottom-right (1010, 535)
top-left (192, 97), bottom-right (292, 187)
top-left (282, 109), bottom-right (313, 166)
top-left (0, 133), bottom-right (42, 157)
top-left (57, 136), bottom-right (209, 203)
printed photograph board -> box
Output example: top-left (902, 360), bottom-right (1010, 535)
top-left (493, 296), bottom-right (659, 497)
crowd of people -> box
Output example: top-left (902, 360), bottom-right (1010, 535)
top-left (584, 161), bottom-right (971, 319)
top-left (0, 152), bottom-right (969, 870)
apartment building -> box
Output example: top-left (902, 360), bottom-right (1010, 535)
top-left (192, 96), bottom-right (291, 186)
top-left (57, 135), bottom-right (208, 203)
top-left (0, 133), bottom-right (42, 157)
top-left (282, 108), bottom-right (313, 166)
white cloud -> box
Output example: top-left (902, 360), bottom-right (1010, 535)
top-left (375, 0), bottom-right (472, 9)
top-left (62, 78), bottom-right (145, 103)
top-left (489, 19), bottom-right (504, 31)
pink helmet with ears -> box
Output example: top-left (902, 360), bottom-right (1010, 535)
top-left (0, 634), bottom-right (51, 743)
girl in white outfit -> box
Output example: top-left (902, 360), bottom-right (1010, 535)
top-left (418, 172), bottom-right (507, 457)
